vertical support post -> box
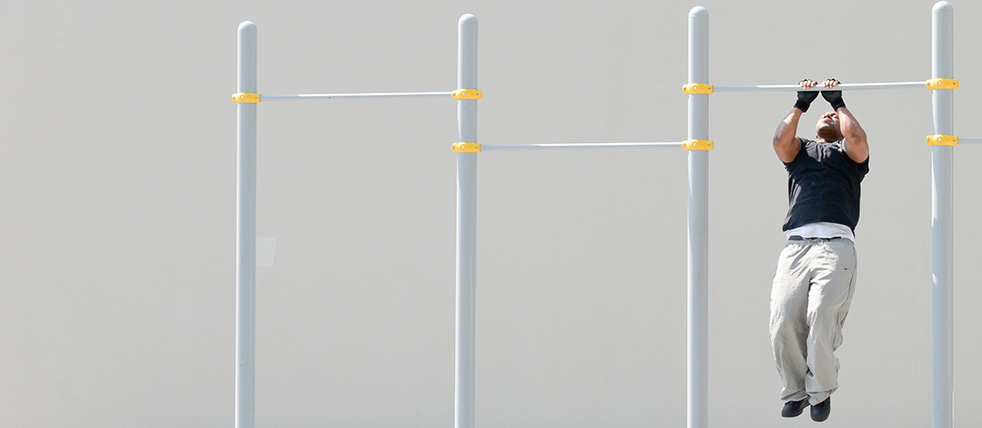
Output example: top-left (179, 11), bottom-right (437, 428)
top-left (931, 3), bottom-right (954, 428)
top-left (236, 21), bottom-right (258, 428)
top-left (686, 7), bottom-right (710, 428)
top-left (455, 14), bottom-right (479, 428)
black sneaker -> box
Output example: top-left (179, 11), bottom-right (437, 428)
top-left (811, 397), bottom-right (831, 422)
top-left (781, 399), bottom-right (809, 417)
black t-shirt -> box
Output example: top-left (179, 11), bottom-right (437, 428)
top-left (782, 137), bottom-right (869, 232)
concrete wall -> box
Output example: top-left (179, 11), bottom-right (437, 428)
top-left (1, 0), bottom-right (979, 427)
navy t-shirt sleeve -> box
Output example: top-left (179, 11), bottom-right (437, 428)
top-left (782, 137), bottom-right (806, 169)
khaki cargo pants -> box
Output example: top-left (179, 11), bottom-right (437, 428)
top-left (769, 237), bottom-right (858, 405)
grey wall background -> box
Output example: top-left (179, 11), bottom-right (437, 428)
top-left (1, 0), bottom-right (980, 427)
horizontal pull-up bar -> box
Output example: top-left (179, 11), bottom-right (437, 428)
top-left (458, 141), bottom-right (684, 152)
top-left (233, 91), bottom-right (453, 102)
top-left (260, 91), bottom-right (455, 100)
top-left (483, 142), bottom-right (683, 150)
top-left (715, 81), bottom-right (929, 92)
top-left (683, 79), bottom-right (958, 94)
top-left (232, 89), bottom-right (482, 103)
top-left (957, 137), bottom-right (982, 144)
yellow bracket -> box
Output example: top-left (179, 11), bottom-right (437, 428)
top-left (927, 134), bottom-right (958, 146)
top-left (683, 139), bottom-right (714, 150)
top-left (232, 92), bottom-right (261, 103)
top-left (926, 78), bottom-right (959, 90)
top-left (452, 142), bottom-right (482, 153)
top-left (453, 89), bottom-right (483, 100)
top-left (683, 83), bottom-right (714, 94)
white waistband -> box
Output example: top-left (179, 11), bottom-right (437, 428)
top-left (786, 222), bottom-right (855, 242)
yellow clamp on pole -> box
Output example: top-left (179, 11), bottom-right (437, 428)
top-left (453, 89), bottom-right (483, 100)
top-left (452, 142), bottom-right (482, 153)
top-left (926, 78), bottom-right (959, 90)
top-left (232, 92), bottom-right (261, 103)
top-left (683, 139), bottom-right (714, 150)
top-left (927, 134), bottom-right (958, 146)
top-left (682, 83), bottom-right (714, 94)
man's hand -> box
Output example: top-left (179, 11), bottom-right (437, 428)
top-left (819, 78), bottom-right (846, 110)
top-left (795, 79), bottom-right (819, 112)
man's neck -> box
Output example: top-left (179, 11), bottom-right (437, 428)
top-left (815, 131), bottom-right (842, 143)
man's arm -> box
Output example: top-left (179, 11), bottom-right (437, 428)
top-left (835, 106), bottom-right (868, 163)
top-left (773, 109), bottom-right (803, 163)
top-left (774, 80), bottom-right (818, 163)
top-left (820, 86), bottom-right (868, 163)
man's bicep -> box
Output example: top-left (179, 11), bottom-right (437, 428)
top-left (774, 137), bottom-right (802, 163)
top-left (843, 137), bottom-right (869, 163)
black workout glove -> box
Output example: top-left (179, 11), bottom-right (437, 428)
top-left (794, 90), bottom-right (819, 112)
top-left (822, 90), bottom-right (846, 111)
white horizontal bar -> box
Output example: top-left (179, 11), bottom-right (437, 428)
top-left (262, 91), bottom-right (454, 100)
top-left (480, 142), bottom-right (683, 151)
top-left (957, 137), bottom-right (982, 144)
top-left (714, 81), bottom-right (926, 92)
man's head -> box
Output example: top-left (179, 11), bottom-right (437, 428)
top-left (815, 111), bottom-right (842, 142)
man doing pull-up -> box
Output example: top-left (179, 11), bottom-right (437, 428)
top-left (769, 78), bottom-right (869, 422)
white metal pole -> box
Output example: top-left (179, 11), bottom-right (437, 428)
top-left (687, 7), bottom-right (709, 428)
top-left (931, 3), bottom-right (954, 428)
top-left (455, 13), bottom-right (478, 428)
top-left (235, 20), bottom-right (258, 428)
